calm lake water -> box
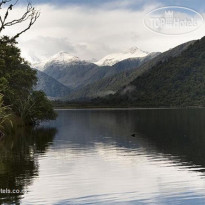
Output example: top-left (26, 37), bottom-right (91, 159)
top-left (1, 109), bottom-right (205, 204)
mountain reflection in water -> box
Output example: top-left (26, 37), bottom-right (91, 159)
top-left (2, 109), bottom-right (205, 204)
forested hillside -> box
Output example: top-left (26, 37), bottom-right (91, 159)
top-left (95, 37), bottom-right (205, 107)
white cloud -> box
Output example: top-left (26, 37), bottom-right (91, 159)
top-left (3, 2), bottom-right (205, 63)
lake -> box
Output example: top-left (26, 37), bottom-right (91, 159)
top-left (1, 109), bottom-right (205, 204)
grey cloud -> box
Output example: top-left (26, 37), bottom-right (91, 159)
top-left (19, 36), bottom-right (75, 62)
top-left (13, 3), bottom-right (205, 63)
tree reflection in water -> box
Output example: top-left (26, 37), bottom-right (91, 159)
top-left (0, 127), bottom-right (56, 204)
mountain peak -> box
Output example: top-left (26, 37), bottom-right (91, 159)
top-left (125, 47), bottom-right (149, 55)
top-left (50, 52), bottom-right (80, 63)
top-left (32, 52), bottom-right (81, 71)
top-left (95, 47), bottom-right (149, 66)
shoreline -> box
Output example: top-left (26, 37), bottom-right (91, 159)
top-left (54, 106), bottom-right (205, 110)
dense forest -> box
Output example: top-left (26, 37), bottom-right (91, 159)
top-left (0, 37), bottom-right (56, 132)
top-left (0, 1), bottom-right (56, 135)
top-left (91, 36), bottom-right (205, 107)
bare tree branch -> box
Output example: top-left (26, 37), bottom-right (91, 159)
top-left (0, 1), bottom-right (11, 9)
top-left (0, 0), bottom-right (40, 40)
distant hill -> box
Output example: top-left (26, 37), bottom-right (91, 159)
top-left (66, 53), bottom-right (159, 100)
top-left (98, 37), bottom-right (205, 107)
top-left (34, 41), bottom-right (196, 101)
top-left (95, 47), bottom-right (149, 66)
top-left (38, 51), bottom-right (157, 90)
top-left (67, 41), bottom-right (194, 100)
top-left (35, 70), bottom-right (70, 98)
top-left (34, 51), bottom-right (158, 99)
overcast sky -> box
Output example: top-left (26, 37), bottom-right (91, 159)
top-left (2, 0), bottom-right (205, 62)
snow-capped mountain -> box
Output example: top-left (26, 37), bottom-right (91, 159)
top-left (32, 52), bottom-right (81, 71)
top-left (32, 60), bottom-right (48, 71)
top-left (33, 48), bottom-right (149, 70)
top-left (47, 52), bottom-right (80, 65)
top-left (95, 47), bottom-right (149, 66)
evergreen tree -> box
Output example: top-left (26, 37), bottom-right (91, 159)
top-left (0, 37), bottom-right (56, 125)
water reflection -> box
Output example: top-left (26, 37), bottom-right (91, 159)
top-left (0, 127), bottom-right (56, 204)
top-left (2, 109), bottom-right (205, 204)
top-left (47, 109), bottom-right (205, 168)
top-left (21, 109), bottom-right (205, 205)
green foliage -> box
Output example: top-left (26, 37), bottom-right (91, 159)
top-left (65, 41), bottom-right (194, 101)
top-left (0, 36), bottom-right (56, 125)
top-left (17, 91), bottom-right (57, 125)
top-left (0, 94), bottom-right (12, 134)
top-left (96, 37), bottom-right (205, 107)
top-left (0, 37), bottom-right (37, 106)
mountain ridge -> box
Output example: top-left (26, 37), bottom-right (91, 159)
top-left (65, 40), bottom-right (195, 101)
top-left (42, 51), bottom-right (157, 90)
top-left (35, 70), bottom-right (71, 99)
top-left (34, 41), bottom-right (196, 101)
top-left (95, 47), bottom-right (149, 66)
top-left (96, 37), bottom-right (205, 106)
top-left (33, 52), bottom-right (82, 71)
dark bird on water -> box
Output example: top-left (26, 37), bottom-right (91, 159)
top-left (131, 134), bottom-right (136, 137)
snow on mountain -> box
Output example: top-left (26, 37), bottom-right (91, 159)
top-left (48, 52), bottom-right (80, 64)
top-left (32, 48), bottom-right (149, 70)
top-left (32, 60), bottom-right (48, 71)
top-left (95, 47), bottom-right (149, 66)
top-left (32, 52), bottom-right (81, 71)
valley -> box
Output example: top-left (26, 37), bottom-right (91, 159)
top-left (34, 39), bottom-right (197, 107)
